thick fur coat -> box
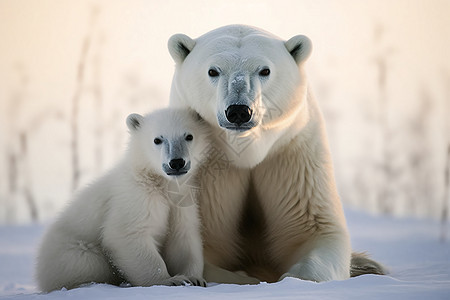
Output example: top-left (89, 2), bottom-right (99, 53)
top-left (36, 108), bottom-right (209, 291)
top-left (168, 24), bottom-right (385, 283)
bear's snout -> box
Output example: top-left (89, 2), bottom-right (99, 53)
top-left (225, 105), bottom-right (252, 126)
top-left (169, 158), bottom-right (186, 171)
top-left (163, 159), bottom-right (191, 176)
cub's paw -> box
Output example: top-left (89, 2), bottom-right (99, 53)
top-left (188, 276), bottom-right (207, 287)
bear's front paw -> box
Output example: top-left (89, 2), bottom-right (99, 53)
top-left (187, 276), bottom-right (207, 287)
top-left (279, 263), bottom-right (322, 283)
top-left (280, 272), bottom-right (318, 283)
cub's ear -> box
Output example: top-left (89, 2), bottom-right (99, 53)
top-left (285, 35), bottom-right (312, 65)
top-left (126, 113), bottom-right (144, 131)
top-left (194, 111), bottom-right (204, 122)
top-left (186, 108), bottom-right (204, 123)
top-left (168, 33), bottom-right (196, 64)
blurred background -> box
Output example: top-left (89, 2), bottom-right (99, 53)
top-left (0, 0), bottom-right (449, 224)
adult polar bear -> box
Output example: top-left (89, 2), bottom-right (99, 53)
top-left (168, 24), bottom-right (384, 283)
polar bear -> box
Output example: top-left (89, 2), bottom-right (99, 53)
top-left (168, 24), bottom-right (385, 283)
top-left (36, 108), bottom-right (209, 292)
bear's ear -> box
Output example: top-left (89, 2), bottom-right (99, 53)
top-left (285, 35), bottom-right (312, 65)
top-left (126, 113), bottom-right (144, 132)
top-left (168, 34), bottom-right (196, 64)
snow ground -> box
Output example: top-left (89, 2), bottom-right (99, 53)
top-left (0, 209), bottom-right (449, 300)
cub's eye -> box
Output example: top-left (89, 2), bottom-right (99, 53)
top-left (185, 134), bottom-right (193, 141)
top-left (208, 69), bottom-right (219, 77)
top-left (259, 68), bottom-right (270, 76)
top-left (154, 138), bottom-right (162, 145)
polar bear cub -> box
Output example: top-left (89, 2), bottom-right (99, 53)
top-left (36, 108), bottom-right (209, 292)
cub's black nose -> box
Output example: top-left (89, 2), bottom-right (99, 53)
top-left (225, 105), bottom-right (252, 126)
top-left (169, 158), bottom-right (186, 171)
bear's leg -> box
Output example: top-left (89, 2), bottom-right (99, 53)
top-left (164, 204), bottom-right (206, 287)
top-left (250, 140), bottom-right (353, 282)
top-left (198, 162), bottom-right (251, 271)
top-left (36, 232), bottom-right (121, 292)
top-left (279, 232), bottom-right (352, 282)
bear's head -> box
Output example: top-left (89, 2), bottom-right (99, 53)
top-left (168, 25), bottom-right (312, 168)
top-left (126, 108), bottom-right (209, 180)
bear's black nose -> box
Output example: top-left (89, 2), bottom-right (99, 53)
top-left (169, 158), bottom-right (186, 171)
top-left (225, 105), bottom-right (252, 126)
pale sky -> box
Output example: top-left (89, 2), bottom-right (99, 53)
top-left (0, 0), bottom-right (449, 222)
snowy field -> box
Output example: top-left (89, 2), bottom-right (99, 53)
top-left (0, 209), bottom-right (449, 300)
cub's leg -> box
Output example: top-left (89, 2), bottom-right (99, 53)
top-left (102, 196), bottom-right (189, 287)
top-left (36, 227), bottom-right (121, 292)
top-left (103, 227), bottom-right (190, 286)
top-left (164, 204), bottom-right (206, 287)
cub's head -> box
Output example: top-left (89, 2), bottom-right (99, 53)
top-left (126, 108), bottom-right (209, 179)
top-left (168, 24), bottom-right (312, 133)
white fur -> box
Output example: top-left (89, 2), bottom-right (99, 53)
top-left (168, 25), bottom-right (351, 283)
top-left (36, 108), bottom-right (209, 292)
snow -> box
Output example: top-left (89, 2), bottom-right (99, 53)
top-left (1, 209), bottom-right (449, 300)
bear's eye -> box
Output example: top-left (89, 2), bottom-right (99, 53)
top-left (259, 68), bottom-right (270, 76)
top-left (185, 134), bottom-right (193, 141)
top-left (154, 138), bottom-right (162, 145)
top-left (208, 69), bottom-right (220, 77)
